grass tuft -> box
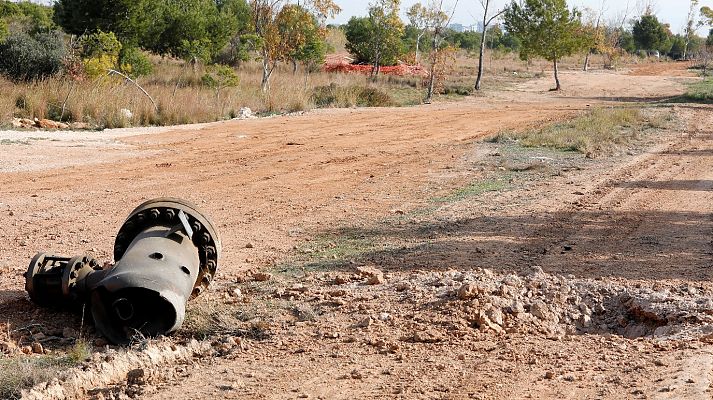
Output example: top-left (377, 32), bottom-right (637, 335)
top-left (682, 79), bottom-right (713, 103)
top-left (0, 341), bottom-right (90, 400)
top-left (433, 177), bottom-right (511, 203)
top-left (488, 108), bottom-right (664, 157)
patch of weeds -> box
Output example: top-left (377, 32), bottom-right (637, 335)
top-left (487, 108), bottom-right (664, 157)
top-left (312, 84), bottom-right (396, 108)
top-left (0, 348), bottom-right (87, 399)
top-left (680, 79), bottom-right (713, 103)
top-left (183, 297), bottom-right (280, 340)
top-left (276, 232), bottom-right (381, 277)
top-left (432, 176), bottom-right (511, 203)
top-left (357, 87), bottom-right (394, 107)
top-left (0, 139), bottom-right (31, 145)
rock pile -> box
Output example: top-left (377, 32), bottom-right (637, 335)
top-left (12, 117), bottom-right (69, 130)
top-left (393, 266), bottom-right (713, 340)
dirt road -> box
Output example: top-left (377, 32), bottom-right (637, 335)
top-left (2, 62), bottom-right (713, 399)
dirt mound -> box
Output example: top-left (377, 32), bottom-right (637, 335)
top-left (395, 267), bottom-right (713, 341)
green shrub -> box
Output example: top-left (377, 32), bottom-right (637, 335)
top-left (0, 31), bottom-right (66, 81)
top-left (80, 30), bottom-right (121, 79)
top-left (312, 84), bottom-right (393, 108)
top-left (119, 47), bottom-right (153, 78)
top-left (312, 83), bottom-right (339, 107)
top-left (356, 87), bottom-right (393, 107)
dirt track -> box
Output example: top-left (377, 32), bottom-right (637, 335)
top-left (2, 62), bottom-right (713, 399)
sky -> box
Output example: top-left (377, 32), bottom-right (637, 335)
top-left (328, 0), bottom-right (713, 35)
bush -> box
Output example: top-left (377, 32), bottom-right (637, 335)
top-left (312, 84), bottom-right (393, 108)
top-left (312, 83), bottom-right (339, 107)
top-left (356, 87), bottom-right (393, 107)
top-left (119, 47), bottom-right (153, 78)
top-left (80, 30), bottom-right (121, 79)
top-left (0, 31), bottom-right (66, 81)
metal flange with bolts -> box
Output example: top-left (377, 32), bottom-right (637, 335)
top-left (24, 198), bottom-right (222, 345)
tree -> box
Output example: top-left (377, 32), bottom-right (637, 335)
top-left (581, 2), bottom-right (607, 71)
top-left (54, 0), bottom-right (250, 62)
top-left (504, 0), bottom-right (590, 91)
top-left (0, 30), bottom-right (66, 81)
top-left (276, 4), bottom-right (321, 73)
top-left (251, 0), bottom-right (284, 92)
top-left (345, 0), bottom-right (404, 77)
top-left (0, 1), bottom-right (55, 34)
top-left (422, 0), bottom-right (453, 103)
top-left (406, 3), bottom-right (430, 63)
top-left (53, 0), bottom-right (156, 46)
top-left (146, 0), bottom-right (245, 63)
top-left (701, 6), bottom-right (713, 28)
top-left (475, 0), bottom-right (506, 90)
top-left (683, 0), bottom-right (699, 59)
top-left (301, 0), bottom-right (341, 27)
top-left (632, 14), bottom-right (667, 52)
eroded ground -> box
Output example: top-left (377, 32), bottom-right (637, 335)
top-left (2, 62), bottom-right (713, 399)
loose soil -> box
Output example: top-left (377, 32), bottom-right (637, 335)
top-left (1, 62), bottom-right (712, 399)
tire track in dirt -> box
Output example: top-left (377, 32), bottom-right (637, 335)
top-left (508, 105), bottom-right (713, 283)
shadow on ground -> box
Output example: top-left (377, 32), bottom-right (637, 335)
top-left (308, 208), bottom-right (713, 282)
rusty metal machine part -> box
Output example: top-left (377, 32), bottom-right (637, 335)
top-left (24, 198), bottom-right (221, 345)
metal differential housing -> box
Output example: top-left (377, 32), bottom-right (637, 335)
top-left (24, 198), bottom-right (221, 345)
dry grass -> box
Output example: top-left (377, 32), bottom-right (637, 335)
top-left (0, 340), bottom-right (91, 400)
top-left (0, 50), bottom-right (631, 129)
top-left (489, 107), bottom-right (672, 157)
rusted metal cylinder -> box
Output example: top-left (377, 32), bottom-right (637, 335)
top-left (24, 198), bottom-right (221, 345)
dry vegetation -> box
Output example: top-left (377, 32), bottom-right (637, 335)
top-left (0, 340), bottom-right (90, 399)
top-left (490, 107), bottom-right (673, 157)
top-left (0, 51), bottom-right (627, 130)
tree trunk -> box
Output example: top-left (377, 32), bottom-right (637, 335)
top-left (292, 59), bottom-right (298, 74)
top-left (416, 32), bottom-right (424, 64)
top-left (553, 58), bottom-right (561, 91)
top-left (261, 55), bottom-right (271, 93)
top-left (426, 61), bottom-right (435, 103)
top-left (583, 51), bottom-right (591, 71)
top-left (426, 34), bottom-right (438, 103)
top-left (475, 27), bottom-right (487, 90)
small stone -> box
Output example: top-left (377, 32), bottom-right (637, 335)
top-left (530, 300), bottom-right (551, 320)
top-left (127, 368), bottom-right (145, 385)
top-left (395, 282), bottom-right (411, 292)
top-left (245, 242), bottom-right (254, 249)
top-left (412, 329), bottom-right (443, 343)
top-left (0, 341), bottom-right (17, 353)
top-left (486, 307), bottom-right (504, 326)
top-left (357, 317), bottom-right (372, 328)
top-left (350, 369), bottom-right (363, 379)
top-left (334, 275), bottom-right (350, 285)
top-left (253, 272), bottom-right (272, 282)
top-left (328, 289), bottom-right (347, 298)
top-left (368, 273), bottom-right (385, 285)
top-left (357, 266), bottom-right (386, 285)
top-left (510, 301), bottom-right (525, 315)
top-left (31, 342), bottom-right (43, 354)
top-left (544, 371), bottom-right (555, 380)
top-left (457, 283), bottom-right (480, 300)
top-left (21, 346), bottom-right (32, 355)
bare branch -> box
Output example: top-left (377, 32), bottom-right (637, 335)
top-left (108, 69), bottom-right (159, 112)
